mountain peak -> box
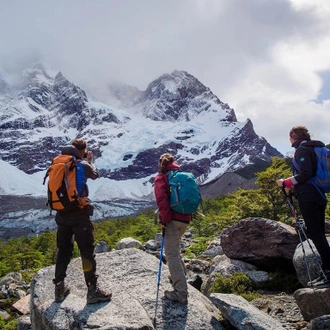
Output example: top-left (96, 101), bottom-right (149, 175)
top-left (137, 70), bottom-right (236, 122)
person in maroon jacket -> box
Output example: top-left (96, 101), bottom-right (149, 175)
top-left (154, 153), bottom-right (191, 303)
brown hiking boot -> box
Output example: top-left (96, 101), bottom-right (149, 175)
top-left (54, 281), bottom-right (70, 302)
top-left (87, 283), bottom-right (112, 304)
top-left (164, 290), bottom-right (187, 304)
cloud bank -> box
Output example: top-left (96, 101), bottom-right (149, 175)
top-left (0, 0), bottom-right (329, 155)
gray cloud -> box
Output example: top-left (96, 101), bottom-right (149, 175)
top-left (1, 0), bottom-right (329, 153)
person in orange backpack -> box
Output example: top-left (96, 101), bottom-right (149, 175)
top-left (53, 139), bottom-right (112, 304)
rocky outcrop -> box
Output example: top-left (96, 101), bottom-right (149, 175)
top-left (220, 217), bottom-right (299, 271)
top-left (8, 218), bottom-right (330, 330)
top-left (30, 248), bottom-right (224, 330)
top-left (293, 237), bottom-right (330, 286)
top-left (210, 293), bottom-right (285, 330)
top-left (294, 288), bottom-right (330, 321)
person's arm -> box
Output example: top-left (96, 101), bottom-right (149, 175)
top-left (154, 174), bottom-right (171, 224)
top-left (82, 151), bottom-right (99, 180)
top-left (277, 148), bottom-right (314, 188)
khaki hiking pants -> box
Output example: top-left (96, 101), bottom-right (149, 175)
top-left (164, 220), bottom-right (188, 295)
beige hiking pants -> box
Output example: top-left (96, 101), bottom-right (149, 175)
top-left (164, 220), bottom-right (188, 294)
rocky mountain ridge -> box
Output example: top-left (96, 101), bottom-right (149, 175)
top-left (0, 64), bottom-right (281, 181)
top-left (0, 64), bottom-right (283, 237)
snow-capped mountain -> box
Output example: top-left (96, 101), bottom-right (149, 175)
top-left (0, 64), bottom-right (282, 238)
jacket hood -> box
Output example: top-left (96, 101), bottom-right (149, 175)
top-left (61, 145), bottom-right (82, 159)
top-left (293, 140), bottom-right (325, 149)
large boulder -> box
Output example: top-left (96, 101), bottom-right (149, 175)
top-left (30, 248), bottom-right (224, 330)
top-left (210, 293), bottom-right (285, 329)
top-left (294, 288), bottom-right (330, 321)
top-left (293, 237), bottom-right (330, 286)
top-left (221, 218), bottom-right (299, 271)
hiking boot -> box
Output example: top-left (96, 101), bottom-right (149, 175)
top-left (164, 290), bottom-right (187, 304)
top-left (54, 281), bottom-right (70, 302)
top-left (87, 283), bottom-right (112, 304)
top-left (307, 269), bottom-right (330, 289)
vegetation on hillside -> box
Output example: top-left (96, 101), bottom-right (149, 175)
top-left (1, 157), bottom-right (330, 328)
top-left (1, 157), bottom-right (330, 279)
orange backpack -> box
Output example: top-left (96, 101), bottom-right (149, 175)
top-left (43, 155), bottom-right (88, 213)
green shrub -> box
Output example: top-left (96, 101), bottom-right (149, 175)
top-left (183, 237), bottom-right (209, 258)
top-left (0, 316), bottom-right (18, 330)
top-left (209, 273), bottom-right (261, 301)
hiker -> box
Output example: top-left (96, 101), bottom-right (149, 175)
top-left (53, 139), bottom-right (112, 303)
top-left (276, 125), bottom-right (330, 288)
top-left (154, 153), bottom-right (191, 303)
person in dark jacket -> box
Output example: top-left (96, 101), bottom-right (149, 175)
top-left (53, 139), bottom-right (112, 304)
top-left (154, 153), bottom-right (191, 303)
top-left (276, 125), bottom-right (330, 288)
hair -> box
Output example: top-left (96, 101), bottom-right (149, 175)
top-left (72, 139), bottom-right (87, 151)
top-left (289, 125), bottom-right (311, 141)
top-left (159, 153), bottom-right (174, 174)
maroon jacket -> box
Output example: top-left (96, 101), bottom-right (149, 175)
top-left (154, 161), bottom-right (192, 225)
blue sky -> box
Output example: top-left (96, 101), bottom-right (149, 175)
top-left (0, 0), bottom-right (329, 155)
top-left (315, 70), bottom-right (330, 103)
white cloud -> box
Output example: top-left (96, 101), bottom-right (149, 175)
top-left (1, 0), bottom-right (330, 155)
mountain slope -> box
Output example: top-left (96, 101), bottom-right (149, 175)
top-left (0, 64), bottom-right (282, 192)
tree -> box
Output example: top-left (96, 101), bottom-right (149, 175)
top-left (255, 157), bottom-right (292, 221)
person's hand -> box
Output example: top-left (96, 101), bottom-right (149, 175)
top-left (276, 179), bottom-right (293, 194)
top-left (87, 151), bottom-right (94, 163)
top-left (276, 179), bottom-right (284, 187)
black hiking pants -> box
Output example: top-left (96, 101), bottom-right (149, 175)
top-left (53, 207), bottom-right (97, 286)
top-left (298, 192), bottom-right (330, 270)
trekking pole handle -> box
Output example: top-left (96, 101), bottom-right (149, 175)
top-left (281, 186), bottom-right (299, 224)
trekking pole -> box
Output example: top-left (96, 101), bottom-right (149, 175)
top-left (281, 187), bottom-right (326, 286)
top-left (153, 226), bottom-right (165, 327)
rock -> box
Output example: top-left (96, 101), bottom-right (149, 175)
top-left (0, 309), bottom-right (10, 320)
top-left (17, 315), bottom-right (32, 330)
top-left (201, 236), bottom-right (223, 258)
top-left (94, 240), bottom-right (110, 253)
top-left (245, 270), bottom-right (269, 283)
top-left (293, 237), bottom-right (330, 287)
top-left (294, 288), bottom-right (330, 321)
top-left (203, 254), bottom-right (262, 295)
top-left (309, 314), bottom-right (330, 329)
top-left (251, 293), bottom-right (305, 329)
top-left (221, 217), bottom-right (299, 271)
top-left (116, 237), bottom-right (143, 250)
top-left (187, 258), bottom-right (210, 273)
top-left (30, 248), bottom-right (224, 329)
top-left (210, 293), bottom-right (285, 329)
top-left (11, 294), bottom-right (30, 315)
top-left (187, 274), bottom-right (203, 291)
top-left (0, 272), bottom-right (22, 286)
top-left (144, 239), bottom-right (160, 251)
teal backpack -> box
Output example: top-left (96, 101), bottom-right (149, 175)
top-left (167, 170), bottom-right (201, 214)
